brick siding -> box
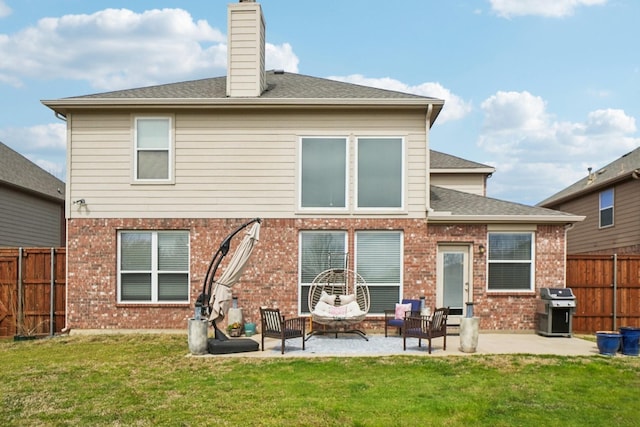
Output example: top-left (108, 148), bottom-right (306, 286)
top-left (66, 218), bottom-right (566, 332)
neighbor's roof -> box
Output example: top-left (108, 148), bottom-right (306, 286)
top-left (429, 185), bottom-right (583, 223)
top-left (430, 150), bottom-right (495, 174)
top-left (42, 70), bottom-right (445, 121)
top-left (538, 146), bottom-right (640, 207)
top-left (0, 142), bottom-right (65, 201)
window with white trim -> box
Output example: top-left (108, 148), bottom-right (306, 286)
top-left (299, 231), bottom-right (347, 313)
top-left (135, 117), bottom-right (172, 181)
top-left (487, 232), bottom-right (534, 291)
top-left (357, 137), bottom-right (403, 209)
top-left (599, 188), bottom-right (614, 228)
top-left (118, 231), bottom-right (189, 303)
top-left (355, 231), bottom-right (402, 314)
top-left (300, 137), bottom-right (347, 209)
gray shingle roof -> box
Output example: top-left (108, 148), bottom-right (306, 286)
top-left (430, 185), bottom-right (580, 221)
top-left (0, 142), bottom-right (65, 201)
top-left (538, 146), bottom-right (640, 206)
top-left (66, 70), bottom-right (441, 101)
top-left (430, 149), bottom-right (494, 170)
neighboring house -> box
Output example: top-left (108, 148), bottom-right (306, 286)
top-left (42, 1), bottom-right (582, 332)
top-left (0, 141), bottom-right (65, 247)
top-left (539, 147), bottom-right (640, 255)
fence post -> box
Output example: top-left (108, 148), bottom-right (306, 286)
top-left (50, 247), bottom-right (55, 336)
top-left (613, 253), bottom-right (617, 331)
top-left (17, 247), bottom-right (23, 336)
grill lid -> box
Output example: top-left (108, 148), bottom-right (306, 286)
top-left (540, 287), bottom-right (575, 300)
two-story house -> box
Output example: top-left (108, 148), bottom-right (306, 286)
top-left (0, 141), bottom-right (65, 247)
top-left (539, 146), bottom-right (640, 254)
top-left (42, 0), bottom-right (582, 333)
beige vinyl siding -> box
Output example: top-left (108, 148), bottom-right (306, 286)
top-left (67, 109), bottom-right (429, 219)
top-left (430, 173), bottom-right (486, 196)
top-left (557, 180), bottom-right (640, 254)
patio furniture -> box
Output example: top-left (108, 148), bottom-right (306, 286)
top-left (307, 268), bottom-right (371, 341)
top-left (403, 307), bottom-right (450, 354)
top-left (384, 299), bottom-right (422, 337)
top-left (260, 307), bottom-right (306, 354)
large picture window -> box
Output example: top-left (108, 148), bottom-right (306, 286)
top-left (299, 231), bottom-right (347, 312)
top-left (487, 233), bottom-right (533, 291)
top-left (300, 137), bottom-right (347, 209)
top-left (355, 231), bottom-right (402, 314)
top-left (357, 137), bottom-right (403, 209)
top-left (599, 188), bottom-right (614, 228)
top-left (135, 117), bottom-right (172, 181)
top-left (118, 231), bottom-right (189, 303)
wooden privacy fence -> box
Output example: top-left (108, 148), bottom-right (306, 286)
top-left (567, 254), bottom-right (640, 333)
top-left (0, 248), bottom-right (66, 338)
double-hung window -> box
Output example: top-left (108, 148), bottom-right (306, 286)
top-left (357, 137), bottom-right (404, 209)
top-left (135, 117), bottom-right (172, 181)
top-left (300, 137), bottom-right (347, 209)
top-left (487, 233), bottom-right (534, 291)
top-left (118, 231), bottom-right (189, 303)
top-left (355, 231), bottom-right (402, 314)
top-left (299, 231), bottom-right (347, 312)
top-left (599, 188), bottom-right (614, 228)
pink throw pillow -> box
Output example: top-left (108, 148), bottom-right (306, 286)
top-left (395, 303), bottom-right (412, 320)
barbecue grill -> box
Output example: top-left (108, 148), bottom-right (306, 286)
top-left (536, 288), bottom-right (576, 337)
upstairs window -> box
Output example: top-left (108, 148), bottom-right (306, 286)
top-left (357, 137), bottom-right (403, 209)
top-left (300, 137), bottom-right (347, 209)
top-left (599, 189), bottom-right (614, 228)
top-left (487, 232), bottom-right (534, 292)
top-left (135, 117), bottom-right (172, 181)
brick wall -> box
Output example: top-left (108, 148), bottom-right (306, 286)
top-left (66, 218), bottom-right (566, 332)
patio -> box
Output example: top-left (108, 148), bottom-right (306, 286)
top-left (197, 332), bottom-right (600, 358)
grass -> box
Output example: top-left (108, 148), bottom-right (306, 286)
top-left (1, 334), bottom-right (639, 426)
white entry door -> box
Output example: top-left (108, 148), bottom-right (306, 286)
top-left (436, 245), bottom-right (471, 325)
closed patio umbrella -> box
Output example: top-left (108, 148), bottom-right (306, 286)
top-left (207, 220), bottom-right (261, 325)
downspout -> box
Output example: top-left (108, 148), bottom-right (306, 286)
top-left (53, 110), bottom-right (71, 333)
top-left (563, 223), bottom-right (575, 286)
top-left (425, 103), bottom-right (433, 215)
top-left (50, 248), bottom-right (55, 336)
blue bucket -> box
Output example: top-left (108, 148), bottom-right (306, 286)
top-left (595, 331), bottom-right (621, 356)
top-left (244, 322), bottom-right (256, 337)
top-left (619, 327), bottom-right (640, 356)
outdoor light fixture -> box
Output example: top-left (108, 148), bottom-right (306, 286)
top-left (478, 244), bottom-right (485, 255)
top-left (72, 199), bottom-right (86, 206)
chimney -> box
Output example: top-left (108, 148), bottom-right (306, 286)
top-left (226, 0), bottom-right (266, 97)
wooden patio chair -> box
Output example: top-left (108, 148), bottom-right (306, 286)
top-left (260, 307), bottom-right (306, 354)
top-left (403, 307), bottom-right (450, 354)
top-left (384, 299), bottom-right (422, 337)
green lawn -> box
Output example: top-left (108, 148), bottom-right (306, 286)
top-left (1, 334), bottom-right (638, 426)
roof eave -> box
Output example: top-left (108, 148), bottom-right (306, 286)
top-left (431, 168), bottom-right (496, 174)
top-left (427, 212), bottom-right (585, 224)
top-left (539, 173), bottom-right (635, 207)
top-left (42, 97), bottom-right (444, 113)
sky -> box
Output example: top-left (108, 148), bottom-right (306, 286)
top-left (1, 0), bottom-right (639, 206)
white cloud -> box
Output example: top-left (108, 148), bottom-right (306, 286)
top-left (0, 123), bottom-right (67, 179)
top-left (0, 0), bottom-right (11, 18)
top-left (326, 74), bottom-right (472, 123)
top-left (490, 0), bottom-right (607, 18)
top-left (478, 90), bottom-right (640, 204)
top-left (0, 8), bottom-right (298, 91)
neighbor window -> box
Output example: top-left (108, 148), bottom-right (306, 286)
top-left (300, 137), bottom-right (347, 209)
top-left (355, 231), bottom-right (402, 314)
top-left (118, 231), bottom-right (189, 303)
top-left (487, 233), bottom-right (533, 291)
top-left (599, 188), bottom-right (614, 228)
top-left (135, 117), bottom-right (172, 181)
top-left (357, 137), bottom-right (403, 209)
top-left (299, 231), bottom-right (347, 312)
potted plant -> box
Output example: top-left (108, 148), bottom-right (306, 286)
top-left (227, 322), bottom-right (242, 337)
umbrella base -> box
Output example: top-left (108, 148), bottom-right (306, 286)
top-left (207, 337), bottom-right (259, 354)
